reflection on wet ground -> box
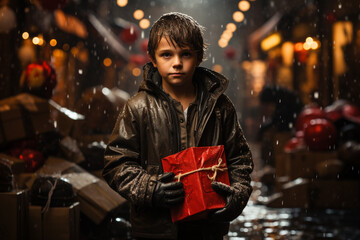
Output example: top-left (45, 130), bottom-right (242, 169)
top-left (226, 188), bottom-right (360, 240)
top-left (227, 142), bottom-right (360, 240)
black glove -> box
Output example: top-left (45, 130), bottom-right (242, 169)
top-left (211, 181), bottom-right (247, 221)
top-left (152, 172), bottom-right (185, 208)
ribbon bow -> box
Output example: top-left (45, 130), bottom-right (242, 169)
top-left (174, 158), bottom-right (227, 182)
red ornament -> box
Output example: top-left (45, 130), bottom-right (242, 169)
top-left (224, 47), bottom-right (236, 60)
top-left (120, 25), bottom-right (139, 45)
top-left (342, 104), bottom-right (360, 124)
top-left (20, 61), bottom-right (57, 99)
top-left (304, 118), bottom-right (337, 151)
top-left (324, 99), bottom-right (348, 122)
top-left (19, 149), bottom-right (45, 172)
top-left (284, 136), bottom-right (306, 153)
top-left (295, 107), bottom-right (326, 131)
top-left (129, 54), bottom-right (148, 66)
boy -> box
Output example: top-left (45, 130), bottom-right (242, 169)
top-left (103, 12), bottom-right (253, 240)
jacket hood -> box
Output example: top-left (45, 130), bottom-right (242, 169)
top-left (140, 62), bottom-right (229, 100)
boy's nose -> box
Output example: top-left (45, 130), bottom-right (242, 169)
top-left (173, 55), bottom-right (182, 67)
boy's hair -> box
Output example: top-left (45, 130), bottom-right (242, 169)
top-left (147, 12), bottom-right (207, 62)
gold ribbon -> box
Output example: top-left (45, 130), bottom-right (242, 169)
top-left (174, 158), bottom-right (227, 182)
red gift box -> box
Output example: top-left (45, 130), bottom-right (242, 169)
top-left (161, 145), bottom-right (230, 222)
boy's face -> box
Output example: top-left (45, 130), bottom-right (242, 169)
top-left (151, 36), bottom-right (200, 92)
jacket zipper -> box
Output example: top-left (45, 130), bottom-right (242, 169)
top-left (147, 82), bottom-right (181, 152)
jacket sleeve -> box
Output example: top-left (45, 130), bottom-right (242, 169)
top-left (102, 102), bottom-right (156, 207)
top-left (221, 95), bottom-right (254, 206)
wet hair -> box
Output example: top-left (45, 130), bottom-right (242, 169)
top-left (147, 12), bottom-right (207, 63)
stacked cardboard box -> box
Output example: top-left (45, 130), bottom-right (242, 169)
top-left (29, 202), bottom-right (80, 240)
top-left (28, 157), bottom-right (127, 224)
top-left (0, 93), bottom-right (53, 144)
top-left (0, 190), bottom-right (29, 240)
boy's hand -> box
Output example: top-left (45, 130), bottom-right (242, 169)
top-left (210, 181), bottom-right (246, 221)
top-left (152, 172), bottom-right (185, 208)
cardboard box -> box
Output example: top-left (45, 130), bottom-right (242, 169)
top-left (263, 178), bottom-right (310, 208)
top-left (0, 190), bottom-right (29, 240)
top-left (49, 100), bottom-right (85, 138)
top-left (309, 180), bottom-right (360, 209)
top-left (15, 93), bottom-right (53, 135)
top-left (162, 145), bottom-right (230, 222)
top-left (0, 101), bottom-right (27, 143)
top-left (31, 157), bottom-right (128, 224)
top-left (278, 150), bottom-right (338, 180)
top-left (0, 153), bottom-right (27, 190)
top-left (29, 202), bottom-right (80, 240)
top-left (0, 93), bottom-right (53, 144)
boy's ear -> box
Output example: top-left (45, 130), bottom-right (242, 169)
top-left (149, 54), bottom-right (157, 67)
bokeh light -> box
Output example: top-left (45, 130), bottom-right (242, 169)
top-left (226, 23), bottom-right (237, 32)
top-left (49, 39), bottom-right (57, 47)
top-left (117, 0), bottom-right (128, 7)
top-left (233, 11), bottom-right (245, 22)
top-left (238, 1), bottom-right (250, 11)
top-left (139, 19), bottom-right (150, 29)
top-left (103, 58), bottom-right (112, 67)
top-left (133, 9), bottom-right (144, 20)
top-left (22, 32), bottom-right (29, 40)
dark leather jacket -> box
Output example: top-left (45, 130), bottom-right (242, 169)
top-left (103, 63), bottom-right (253, 239)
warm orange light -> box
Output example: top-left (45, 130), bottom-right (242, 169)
top-left (221, 30), bottom-right (233, 41)
top-left (232, 11), bottom-right (244, 22)
top-left (32, 37), bottom-right (40, 45)
top-left (133, 10), bottom-right (144, 20)
top-left (132, 67), bottom-right (141, 76)
top-left (22, 32), bottom-right (29, 40)
top-left (226, 23), bottom-right (237, 32)
top-left (238, 1), bottom-right (250, 11)
top-left (37, 35), bottom-right (44, 46)
top-left (311, 41), bottom-right (319, 49)
top-left (139, 19), bottom-right (150, 29)
top-left (218, 38), bottom-right (228, 48)
top-left (303, 42), bottom-right (311, 50)
top-left (260, 33), bottom-right (281, 51)
top-left (294, 42), bottom-right (303, 51)
top-left (103, 58), bottom-right (112, 67)
top-left (212, 64), bottom-right (223, 73)
top-left (305, 37), bottom-right (314, 45)
top-left (50, 39), bottom-right (57, 47)
top-left (117, 0), bottom-right (128, 7)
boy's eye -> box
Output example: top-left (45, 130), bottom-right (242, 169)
top-left (182, 51), bottom-right (192, 57)
top-left (161, 53), bottom-right (171, 58)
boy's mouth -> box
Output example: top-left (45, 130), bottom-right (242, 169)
top-left (169, 72), bottom-right (184, 76)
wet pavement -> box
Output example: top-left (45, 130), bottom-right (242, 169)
top-left (226, 200), bottom-right (360, 240)
top-left (225, 142), bottom-right (360, 240)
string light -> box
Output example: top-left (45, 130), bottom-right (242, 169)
top-left (22, 32), bottom-right (29, 40)
top-left (233, 11), bottom-right (244, 22)
top-left (133, 10), bottom-right (144, 20)
top-left (238, 1), bottom-right (250, 11)
top-left (117, 0), bottom-right (128, 7)
top-left (139, 19), bottom-right (150, 29)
